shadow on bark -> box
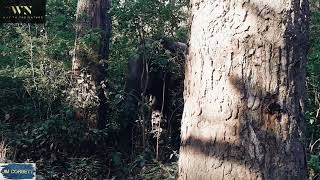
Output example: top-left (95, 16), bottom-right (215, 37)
top-left (181, 74), bottom-right (306, 178)
top-left (180, 0), bottom-right (309, 178)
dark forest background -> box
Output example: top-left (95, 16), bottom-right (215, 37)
top-left (0, 0), bottom-right (319, 179)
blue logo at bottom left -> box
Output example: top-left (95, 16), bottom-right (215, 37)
top-left (0, 163), bottom-right (36, 180)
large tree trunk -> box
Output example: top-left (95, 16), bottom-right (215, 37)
top-left (71, 0), bottom-right (111, 129)
top-left (178, 0), bottom-right (309, 179)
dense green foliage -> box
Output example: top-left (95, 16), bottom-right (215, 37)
top-left (307, 4), bottom-right (320, 178)
top-left (0, 0), bottom-right (320, 179)
top-left (0, 0), bottom-right (187, 179)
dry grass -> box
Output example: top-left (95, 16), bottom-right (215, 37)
top-left (0, 141), bottom-right (7, 162)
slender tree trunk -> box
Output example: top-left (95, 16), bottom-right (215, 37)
top-left (72, 0), bottom-right (111, 129)
top-left (178, 0), bottom-right (309, 179)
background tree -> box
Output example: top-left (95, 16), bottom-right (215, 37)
top-left (70, 0), bottom-right (112, 128)
top-left (178, 0), bottom-right (309, 179)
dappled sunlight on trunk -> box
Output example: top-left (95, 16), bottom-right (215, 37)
top-left (179, 0), bottom-right (309, 179)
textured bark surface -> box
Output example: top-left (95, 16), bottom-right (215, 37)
top-left (72, 0), bottom-right (111, 128)
top-left (178, 0), bottom-right (309, 179)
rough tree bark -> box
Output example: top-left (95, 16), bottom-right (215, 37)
top-left (72, 0), bottom-right (111, 129)
top-left (178, 0), bottom-right (309, 179)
